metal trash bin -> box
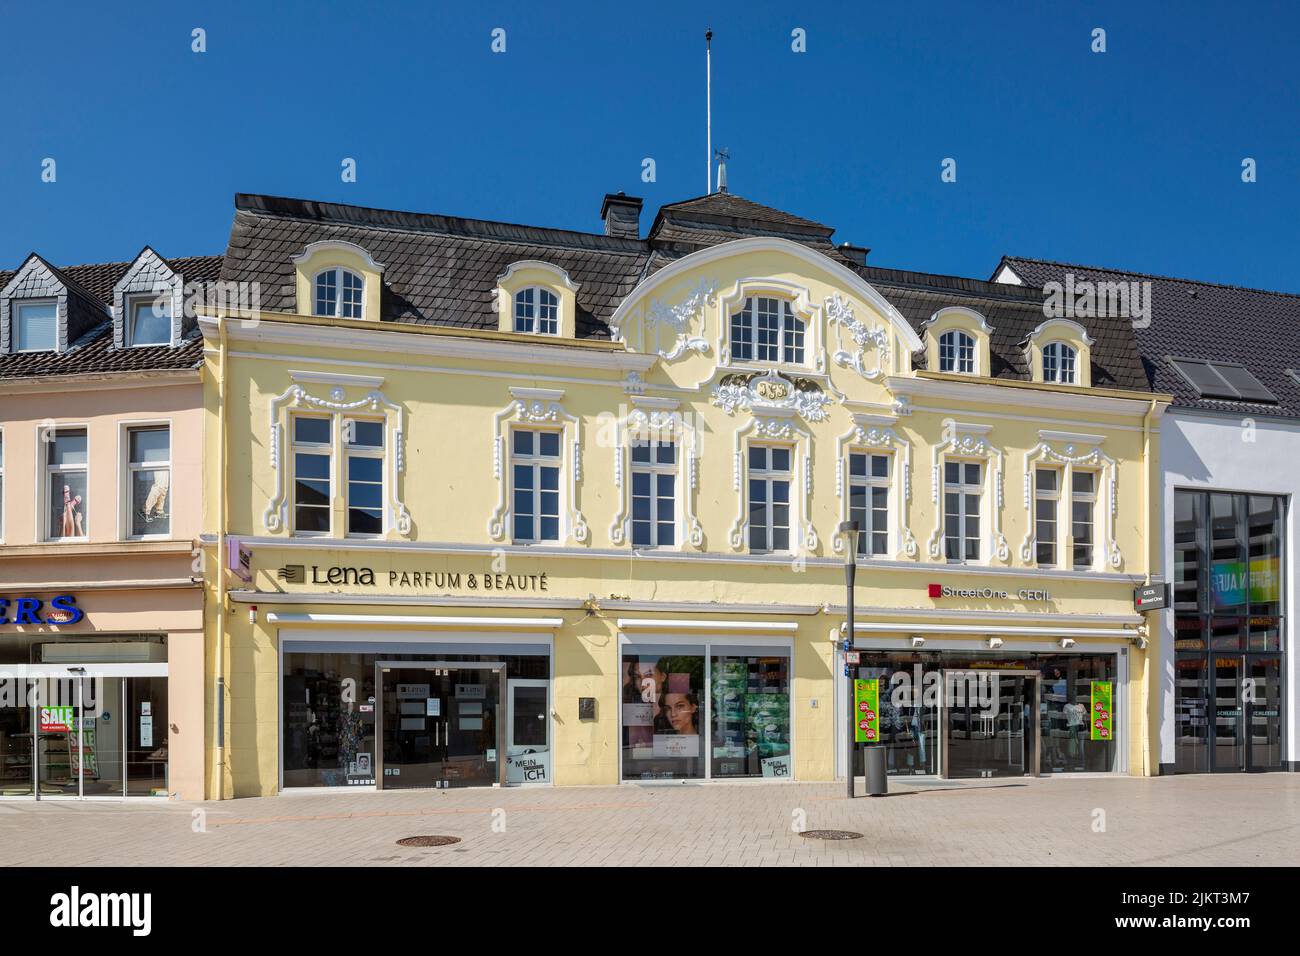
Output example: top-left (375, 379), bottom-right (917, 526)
top-left (864, 745), bottom-right (888, 796)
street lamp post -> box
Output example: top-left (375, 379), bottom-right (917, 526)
top-left (839, 520), bottom-right (859, 799)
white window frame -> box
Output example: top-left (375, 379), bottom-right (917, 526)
top-left (1042, 341), bottom-right (1077, 384)
top-left (847, 450), bottom-right (891, 558)
top-left (629, 437), bottom-right (678, 549)
top-left (747, 443), bottom-right (794, 554)
top-left (124, 292), bottom-right (173, 348)
top-left (942, 459), bottom-right (983, 564)
top-left (312, 267), bottom-right (365, 320)
top-left (1033, 466), bottom-right (1060, 567)
top-left (938, 330), bottom-right (976, 374)
top-left (730, 297), bottom-right (806, 366)
top-left (290, 413), bottom-right (334, 536)
top-left (121, 421), bottom-right (172, 540)
top-left (343, 416), bottom-right (386, 539)
top-left (1071, 469), bottom-right (1098, 570)
top-left (13, 298), bottom-right (58, 354)
top-left (513, 286), bottom-right (560, 335)
top-left (40, 424), bottom-right (90, 543)
top-left (510, 427), bottom-right (563, 544)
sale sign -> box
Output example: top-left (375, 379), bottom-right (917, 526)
top-left (854, 678), bottom-right (880, 743)
top-left (39, 706), bottom-right (74, 733)
top-left (1090, 681), bottom-right (1113, 741)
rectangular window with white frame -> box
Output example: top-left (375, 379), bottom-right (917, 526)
top-left (292, 415), bottom-right (333, 535)
top-left (125, 293), bottom-right (172, 347)
top-left (45, 427), bottom-right (89, 541)
top-left (344, 417), bottom-right (385, 537)
top-left (943, 460), bottom-right (982, 562)
top-left (1034, 468), bottom-right (1060, 567)
top-left (630, 437), bottom-right (676, 548)
top-left (848, 451), bottom-right (890, 557)
top-left (15, 300), bottom-right (58, 353)
top-left (512, 429), bottom-right (561, 544)
top-left (748, 444), bottom-right (792, 553)
top-left (126, 425), bottom-right (171, 537)
top-left (1072, 470), bottom-right (1097, 569)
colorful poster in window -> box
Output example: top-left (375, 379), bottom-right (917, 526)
top-left (745, 693), bottom-right (790, 758)
top-left (1211, 557), bottom-right (1281, 609)
top-left (1090, 681), bottom-right (1113, 741)
top-left (39, 706), bottom-right (74, 733)
top-left (854, 678), bottom-right (880, 743)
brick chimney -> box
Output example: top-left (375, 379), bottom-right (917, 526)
top-left (600, 192), bottom-right (643, 239)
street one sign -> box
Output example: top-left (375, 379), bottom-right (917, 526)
top-left (854, 679), bottom-right (880, 743)
top-left (1134, 583), bottom-right (1169, 612)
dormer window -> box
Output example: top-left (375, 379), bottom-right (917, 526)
top-left (938, 330), bottom-right (975, 374)
top-left (126, 295), bottom-right (172, 347)
top-left (14, 300), bottom-right (57, 352)
top-left (1042, 342), bottom-right (1077, 384)
top-left (314, 267), bottom-right (364, 319)
top-left (514, 287), bottom-right (559, 335)
top-left (731, 296), bottom-right (805, 364)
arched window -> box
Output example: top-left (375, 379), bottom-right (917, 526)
top-left (514, 287), bottom-right (559, 335)
top-left (731, 296), bottom-right (805, 364)
top-left (1042, 342), bottom-right (1077, 384)
top-left (938, 330), bottom-right (975, 373)
top-left (313, 268), bottom-right (364, 319)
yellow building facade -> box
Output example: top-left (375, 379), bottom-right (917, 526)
top-left (200, 192), bottom-right (1168, 798)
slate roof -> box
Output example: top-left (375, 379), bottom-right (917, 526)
top-left (0, 254), bottom-right (222, 379)
top-left (995, 256), bottom-right (1300, 418)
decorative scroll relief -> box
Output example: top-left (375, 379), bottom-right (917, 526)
top-left (264, 384), bottom-right (410, 536)
top-left (488, 387), bottom-right (588, 544)
top-left (608, 398), bottom-right (704, 548)
top-left (835, 417), bottom-right (917, 558)
top-left (711, 368), bottom-right (832, 424)
top-left (826, 293), bottom-right (891, 381)
top-left (729, 416), bottom-right (818, 553)
top-left (926, 420), bottom-right (1008, 563)
top-left (644, 277), bottom-right (716, 361)
top-left (1021, 433), bottom-right (1122, 568)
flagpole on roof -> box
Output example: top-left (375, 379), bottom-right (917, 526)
top-left (706, 28), bottom-right (713, 195)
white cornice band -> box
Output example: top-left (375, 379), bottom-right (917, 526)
top-left (264, 612), bottom-right (563, 629)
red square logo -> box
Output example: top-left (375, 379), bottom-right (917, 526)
top-left (928, 583), bottom-right (942, 598)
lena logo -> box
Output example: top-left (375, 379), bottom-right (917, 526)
top-left (0, 595), bottom-right (83, 626)
top-left (49, 886), bottom-right (151, 936)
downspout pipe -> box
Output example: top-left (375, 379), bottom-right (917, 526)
top-left (1139, 398), bottom-right (1160, 778)
top-left (215, 316), bottom-right (229, 798)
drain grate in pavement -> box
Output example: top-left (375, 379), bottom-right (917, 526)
top-left (798, 829), bottom-right (863, 841)
top-left (396, 835), bottom-right (461, 847)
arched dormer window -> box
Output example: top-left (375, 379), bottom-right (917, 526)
top-left (938, 330), bottom-right (976, 374)
top-left (313, 267), bottom-right (365, 319)
top-left (731, 296), bottom-right (805, 365)
top-left (514, 287), bottom-right (559, 335)
top-left (1042, 342), bottom-right (1077, 384)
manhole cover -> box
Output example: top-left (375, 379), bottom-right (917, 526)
top-left (396, 835), bottom-right (461, 847)
top-left (798, 829), bottom-right (864, 841)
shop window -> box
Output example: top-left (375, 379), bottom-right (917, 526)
top-left (292, 415), bottom-right (333, 535)
top-left (344, 418), bottom-right (384, 537)
top-left (848, 451), bottom-right (889, 556)
top-left (747, 444), bottom-right (792, 553)
top-left (630, 438), bottom-right (675, 548)
top-left (710, 652), bottom-right (791, 779)
top-left (730, 296), bottom-right (805, 365)
top-left (1042, 342), bottom-right (1077, 384)
top-left (1034, 468), bottom-right (1060, 566)
top-left (15, 300), bottom-right (57, 353)
top-left (313, 267), bottom-right (365, 319)
top-left (126, 425), bottom-right (170, 537)
top-left (514, 287), bottom-right (559, 335)
top-left (938, 330), bottom-right (975, 374)
top-left (1071, 471), bottom-right (1097, 568)
top-left (126, 294), bottom-right (171, 347)
top-left (45, 427), bottom-right (88, 541)
top-left (942, 460), bottom-right (981, 562)
top-left (512, 429), bottom-right (561, 543)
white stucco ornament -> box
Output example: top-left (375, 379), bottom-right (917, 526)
top-left (647, 277), bottom-right (715, 360)
top-left (710, 368), bottom-right (832, 423)
top-left (826, 293), bottom-right (890, 380)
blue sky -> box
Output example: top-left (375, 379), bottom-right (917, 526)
top-left (3, 0), bottom-right (1297, 291)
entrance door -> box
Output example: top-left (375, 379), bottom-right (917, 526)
top-left (1211, 656), bottom-right (1245, 772)
top-left (506, 679), bottom-right (551, 786)
top-left (35, 676), bottom-right (85, 798)
top-left (940, 669), bottom-right (1039, 779)
top-left (1245, 656), bottom-right (1284, 771)
top-left (377, 663), bottom-right (505, 789)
